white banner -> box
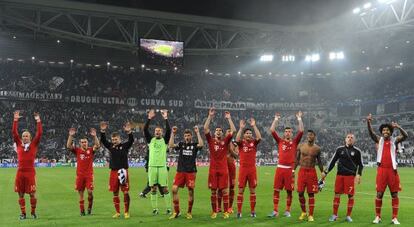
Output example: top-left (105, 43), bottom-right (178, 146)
top-left (0, 90), bottom-right (62, 101)
top-left (194, 99), bottom-right (247, 110)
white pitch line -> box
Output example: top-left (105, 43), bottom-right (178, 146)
top-left (322, 188), bottom-right (414, 200)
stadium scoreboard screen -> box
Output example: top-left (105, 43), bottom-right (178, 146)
top-left (139, 38), bottom-right (184, 68)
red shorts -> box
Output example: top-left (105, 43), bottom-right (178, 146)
top-left (15, 171), bottom-right (36, 194)
top-left (376, 167), bottom-right (402, 193)
top-left (174, 172), bottom-right (196, 189)
top-left (109, 170), bottom-right (129, 192)
top-left (238, 167), bottom-right (257, 189)
top-left (274, 167), bottom-right (294, 191)
top-left (228, 161), bottom-right (236, 188)
top-left (76, 175), bottom-right (94, 191)
top-left (334, 175), bottom-right (355, 195)
top-left (297, 167), bottom-right (319, 194)
top-left (208, 170), bottom-right (229, 190)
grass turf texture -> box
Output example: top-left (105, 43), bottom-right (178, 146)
top-left (0, 167), bottom-right (413, 226)
top-left (153, 44), bottom-right (174, 56)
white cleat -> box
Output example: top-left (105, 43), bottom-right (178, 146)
top-left (372, 216), bottom-right (381, 224)
top-left (391, 218), bottom-right (400, 225)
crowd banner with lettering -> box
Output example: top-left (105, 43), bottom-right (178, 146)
top-left (194, 99), bottom-right (247, 110)
top-left (65, 96), bottom-right (184, 108)
top-left (0, 90), bottom-right (63, 101)
top-left (246, 102), bottom-right (326, 110)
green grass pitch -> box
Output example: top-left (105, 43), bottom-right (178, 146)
top-left (0, 167), bottom-right (413, 226)
top-left (153, 44), bottom-right (174, 56)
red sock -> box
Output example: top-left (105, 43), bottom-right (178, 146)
top-left (299, 196), bottom-right (306, 213)
top-left (211, 193), bottom-right (217, 213)
top-left (286, 192), bottom-right (292, 212)
top-left (79, 199), bottom-right (85, 212)
top-left (173, 198), bottom-right (180, 213)
top-left (347, 198), bottom-right (354, 216)
top-left (333, 197), bottom-right (340, 216)
top-left (392, 197), bottom-right (399, 219)
top-left (30, 198), bottom-right (37, 214)
top-left (87, 195), bottom-right (93, 211)
top-left (124, 193), bottom-right (130, 213)
top-left (18, 198), bottom-right (26, 214)
top-left (187, 198), bottom-right (194, 214)
top-left (217, 191), bottom-right (222, 212)
top-left (309, 197), bottom-right (315, 216)
top-left (223, 194), bottom-right (229, 213)
top-left (229, 187), bottom-right (235, 209)
top-left (273, 190), bottom-right (280, 212)
top-left (250, 193), bottom-right (256, 213)
top-left (237, 193), bottom-right (244, 213)
top-left (113, 196), bottom-right (120, 213)
top-left (375, 198), bottom-right (382, 217)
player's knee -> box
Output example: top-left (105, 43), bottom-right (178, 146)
top-left (249, 188), bottom-right (255, 194)
top-left (172, 186), bottom-right (178, 193)
top-left (391, 192), bottom-right (398, 198)
top-left (298, 192), bottom-right (305, 197)
top-left (308, 193), bottom-right (314, 198)
top-left (348, 194), bottom-right (353, 199)
top-left (376, 192), bottom-right (384, 199)
top-left (29, 193), bottom-right (36, 198)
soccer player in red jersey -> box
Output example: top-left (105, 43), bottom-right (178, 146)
top-left (204, 108), bottom-right (236, 219)
top-left (168, 126), bottom-right (204, 219)
top-left (217, 129), bottom-right (237, 214)
top-left (367, 114), bottom-right (408, 225)
top-left (268, 111), bottom-right (304, 218)
top-left (12, 111), bottom-right (43, 220)
top-left (294, 130), bottom-right (323, 222)
top-left (67, 127), bottom-right (100, 216)
top-left (235, 118), bottom-right (261, 218)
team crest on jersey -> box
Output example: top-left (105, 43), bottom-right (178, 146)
top-left (220, 141), bottom-right (224, 145)
top-left (86, 150), bottom-right (90, 155)
top-left (243, 147), bottom-right (248, 152)
top-left (282, 144), bottom-right (287, 151)
top-left (250, 143), bottom-right (254, 146)
top-left (351, 151), bottom-right (355, 156)
top-left (289, 141), bottom-right (293, 145)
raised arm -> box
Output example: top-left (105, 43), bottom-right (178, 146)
top-left (123, 122), bottom-right (134, 149)
top-left (90, 128), bottom-right (100, 151)
top-left (161, 110), bottom-right (171, 142)
top-left (66, 128), bottom-right (76, 151)
top-left (203, 108), bottom-right (215, 135)
top-left (12, 111), bottom-right (21, 143)
top-left (269, 112), bottom-right (281, 133)
top-left (225, 111), bottom-right (236, 135)
top-left (236, 120), bottom-right (246, 143)
top-left (144, 109), bottom-right (156, 143)
top-left (296, 111), bottom-right (304, 132)
top-left (392, 122), bottom-right (408, 143)
top-left (169, 126), bottom-right (178, 149)
top-left (366, 114), bottom-right (380, 143)
top-left (250, 118), bottom-right (262, 141)
top-left (99, 121), bottom-right (112, 149)
top-left (194, 126), bottom-right (204, 148)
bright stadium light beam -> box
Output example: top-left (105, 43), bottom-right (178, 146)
top-left (305, 55), bottom-right (312, 62)
top-left (329, 52), bottom-right (336, 60)
top-left (337, 51), bottom-right (345, 59)
top-left (311, 54), bottom-right (320, 62)
top-left (353, 7), bottom-right (361, 14)
top-left (260, 54), bottom-right (274, 62)
top-left (363, 2), bottom-right (372, 9)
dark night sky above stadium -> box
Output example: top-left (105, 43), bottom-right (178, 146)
top-left (73, 0), bottom-right (360, 25)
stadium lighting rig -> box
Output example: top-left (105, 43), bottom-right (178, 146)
top-left (329, 51), bottom-right (345, 61)
top-left (305, 54), bottom-right (320, 62)
top-left (282, 55), bottom-right (295, 62)
top-left (259, 54), bottom-right (274, 62)
top-left (353, 0), bottom-right (398, 15)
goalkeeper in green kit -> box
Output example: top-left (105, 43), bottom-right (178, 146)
top-left (144, 109), bottom-right (172, 215)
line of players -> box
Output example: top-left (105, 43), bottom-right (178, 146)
top-left (12, 109), bottom-right (408, 224)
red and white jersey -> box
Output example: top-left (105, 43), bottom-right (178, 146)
top-left (272, 131), bottom-right (303, 167)
top-left (206, 133), bottom-right (232, 171)
top-left (72, 147), bottom-right (95, 176)
top-left (237, 139), bottom-right (260, 168)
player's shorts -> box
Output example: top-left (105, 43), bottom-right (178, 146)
top-left (174, 172), bottom-right (196, 189)
top-left (228, 161), bottom-right (236, 188)
top-left (334, 175), bottom-right (355, 195)
top-left (376, 167), bottom-right (402, 193)
top-left (238, 167), bottom-right (257, 189)
top-left (75, 175), bottom-right (94, 191)
top-left (208, 169), bottom-right (229, 190)
top-left (148, 166), bottom-right (168, 187)
top-left (109, 169), bottom-right (129, 192)
top-left (297, 167), bottom-right (319, 194)
top-left (15, 171), bottom-right (36, 194)
top-left (274, 167), bottom-right (294, 191)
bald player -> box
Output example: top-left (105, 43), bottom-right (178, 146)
top-left (294, 130), bottom-right (324, 222)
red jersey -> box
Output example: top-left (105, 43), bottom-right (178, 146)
top-left (380, 139), bottom-right (393, 168)
top-left (272, 131), bottom-right (303, 167)
top-left (206, 133), bottom-right (232, 171)
top-left (72, 147), bottom-right (95, 176)
top-left (12, 120), bottom-right (43, 172)
top-left (238, 139), bottom-right (261, 168)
